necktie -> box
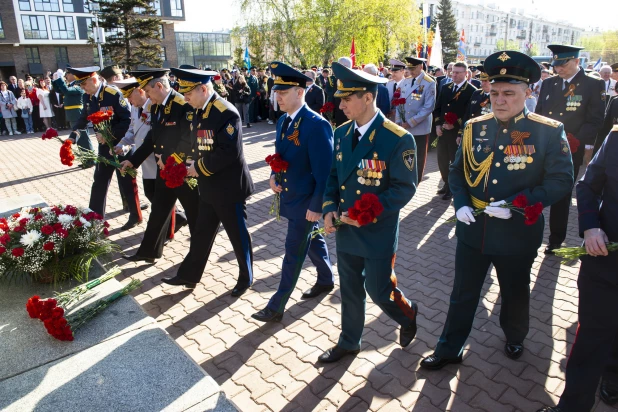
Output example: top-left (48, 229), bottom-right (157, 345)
top-left (563, 80), bottom-right (569, 91)
top-left (393, 83), bottom-right (396, 94)
top-left (281, 116), bottom-right (292, 137)
top-left (411, 78), bottom-right (416, 87)
top-left (352, 128), bottom-right (361, 150)
top-left (138, 107), bottom-right (143, 118)
top-left (453, 85), bottom-right (458, 94)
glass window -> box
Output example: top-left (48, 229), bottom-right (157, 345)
top-left (159, 46), bottom-right (166, 61)
top-left (170, 0), bottom-right (182, 17)
top-left (22, 15), bottom-right (48, 39)
top-left (19, 0), bottom-right (31, 11)
top-left (55, 46), bottom-right (69, 65)
top-left (62, 0), bottom-right (73, 12)
top-left (152, 0), bottom-right (161, 16)
top-left (159, 24), bottom-right (164, 39)
top-left (34, 0), bottom-right (60, 12)
top-left (25, 47), bottom-right (41, 64)
top-left (50, 16), bottom-right (75, 39)
top-left (0, 15), bottom-right (4, 39)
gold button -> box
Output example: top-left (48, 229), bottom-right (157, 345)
top-left (153, 145), bottom-right (156, 148)
top-left (285, 188), bottom-right (288, 191)
top-left (499, 145), bottom-right (504, 150)
top-left (192, 149), bottom-right (195, 152)
top-left (502, 129), bottom-right (508, 133)
top-left (495, 162), bottom-right (500, 167)
top-left (161, 145), bottom-right (164, 148)
top-left (490, 197), bottom-right (495, 202)
top-left (341, 199), bottom-right (345, 203)
top-left (283, 170), bottom-right (286, 173)
top-left (493, 179), bottom-right (498, 184)
top-left (356, 190), bottom-right (361, 195)
top-left (560, 113), bottom-right (563, 116)
top-left (284, 179), bottom-right (287, 182)
top-left (549, 111), bottom-right (553, 115)
top-left (341, 185), bottom-right (345, 190)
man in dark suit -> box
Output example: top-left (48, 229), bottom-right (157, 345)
top-left (535, 45), bottom-right (605, 253)
top-left (303, 70), bottom-right (325, 113)
top-left (462, 68), bottom-right (492, 124)
top-left (120, 69), bottom-right (199, 262)
top-left (49, 85), bottom-right (66, 129)
top-left (434, 61), bottom-right (477, 200)
top-left (537, 126), bottom-right (618, 412)
top-left (160, 67), bottom-right (255, 297)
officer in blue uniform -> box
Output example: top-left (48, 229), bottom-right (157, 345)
top-left (535, 45), bottom-right (605, 253)
top-left (538, 127), bottom-right (618, 412)
top-left (251, 62), bottom-right (335, 322)
top-left (67, 66), bottom-right (141, 228)
top-left (160, 67), bottom-right (255, 297)
top-left (318, 62), bottom-right (419, 363)
top-left (420, 51), bottom-right (574, 370)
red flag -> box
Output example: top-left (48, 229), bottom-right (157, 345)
top-left (350, 38), bottom-right (356, 67)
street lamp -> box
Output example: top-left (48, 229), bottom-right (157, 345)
top-left (88, 0), bottom-right (105, 68)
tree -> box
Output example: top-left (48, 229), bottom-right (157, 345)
top-left (524, 43), bottom-right (539, 57)
top-left (431, 0), bottom-right (458, 64)
top-left (94, 0), bottom-right (163, 69)
top-left (495, 40), bottom-right (521, 52)
top-left (580, 31), bottom-right (618, 64)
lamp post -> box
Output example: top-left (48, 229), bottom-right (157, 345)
top-left (89, 1), bottom-right (104, 68)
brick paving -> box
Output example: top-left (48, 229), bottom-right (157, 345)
top-left (1, 123), bottom-right (617, 412)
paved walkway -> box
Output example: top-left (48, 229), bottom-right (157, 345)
top-left (1, 122), bottom-right (616, 412)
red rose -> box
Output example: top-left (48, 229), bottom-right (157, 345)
top-left (348, 207), bottom-right (360, 220)
top-left (11, 247), bottom-right (24, 257)
top-left (43, 242), bottom-right (55, 251)
top-left (41, 225), bottom-right (54, 235)
top-left (357, 211), bottom-right (375, 226)
top-left (512, 194), bottom-right (528, 209)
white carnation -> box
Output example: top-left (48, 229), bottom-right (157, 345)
top-left (20, 230), bottom-right (42, 248)
top-left (79, 217), bottom-right (91, 228)
top-left (41, 207), bottom-right (52, 213)
top-left (57, 214), bottom-right (73, 225)
top-left (19, 213), bottom-right (33, 221)
top-left (82, 207), bottom-right (92, 214)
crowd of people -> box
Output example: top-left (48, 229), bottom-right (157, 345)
top-left (24, 41), bottom-right (618, 412)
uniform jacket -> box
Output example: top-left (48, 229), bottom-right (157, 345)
top-left (535, 68), bottom-right (605, 162)
top-left (450, 109), bottom-right (574, 255)
top-left (117, 98), bottom-right (157, 179)
top-left (322, 111), bottom-right (418, 259)
top-left (470, 79), bottom-right (481, 88)
top-left (599, 96), bottom-right (618, 144)
top-left (130, 89), bottom-right (193, 169)
top-left (376, 84), bottom-right (391, 116)
top-left (52, 77), bottom-right (85, 123)
top-left (320, 75), bottom-right (337, 103)
top-left (305, 84), bottom-right (325, 113)
top-left (435, 80), bottom-right (477, 134)
top-left (463, 89), bottom-right (491, 125)
top-left (577, 126), bottom-right (618, 242)
top-left (397, 72), bottom-right (436, 136)
top-left (193, 93), bottom-right (254, 204)
top-left (72, 82), bottom-right (131, 160)
top-left (275, 104), bottom-right (333, 219)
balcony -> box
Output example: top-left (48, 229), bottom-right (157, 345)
top-left (474, 42), bottom-right (481, 47)
top-left (516, 31), bottom-right (526, 39)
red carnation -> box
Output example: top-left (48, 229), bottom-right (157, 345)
top-left (53, 223), bottom-right (62, 231)
top-left (0, 246), bottom-right (6, 255)
top-left (12, 213), bottom-right (20, 219)
top-left (103, 221), bottom-right (110, 228)
top-left (512, 194), bottom-right (528, 209)
top-left (57, 229), bottom-right (68, 238)
top-left (43, 242), bottom-right (55, 251)
top-left (357, 211), bottom-right (374, 226)
top-left (0, 234), bottom-right (10, 245)
top-left (355, 199), bottom-right (372, 212)
top-left (46, 128), bottom-right (59, 138)
top-left (41, 225), bottom-right (54, 235)
top-left (392, 91), bottom-right (401, 100)
top-left (26, 295), bottom-right (41, 319)
top-left (103, 228), bottom-right (109, 236)
top-left (64, 205), bottom-right (77, 216)
top-left (524, 202), bottom-right (544, 226)
top-left (566, 133), bottom-right (580, 154)
top-left (444, 112), bottom-right (458, 126)
top-left (12, 247), bottom-right (25, 257)
top-left (347, 206), bottom-right (360, 220)
top-left (13, 225), bottom-right (24, 233)
top-left (74, 220), bottom-right (83, 227)
top-left (34, 214), bottom-right (43, 221)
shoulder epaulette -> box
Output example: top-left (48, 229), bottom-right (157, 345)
top-left (528, 112), bottom-right (560, 128)
top-left (467, 112), bottom-right (494, 124)
top-left (383, 120), bottom-right (408, 138)
top-left (104, 86), bottom-right (118, 95)
top-left (335, 119), bottom-right (352, 131)
top-left (173, 95), bottom-right (186, 105)
top-left (612, 124), bottom-right (618, 132)
top-left (423, 74), bottom-right (435, 83)
top-left (213, 99), bottom-right (227, 113)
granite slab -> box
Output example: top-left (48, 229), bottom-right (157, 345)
top-left (0, 193), bottom-right (47, 217)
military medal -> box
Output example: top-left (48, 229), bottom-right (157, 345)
top-left (475, 138), bottom-right (488, 152)
top-left (337, 152), bottom-right (343, 162)
top-left (480, 125), bottom-right (488, 137)
top-left (483, 145), bottom-right (492, 153)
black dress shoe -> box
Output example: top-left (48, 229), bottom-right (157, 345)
top-left (505, 342), bottom-right (524, 359)
top-left (442, 191), bottom-right (453, 201)
top-left (420, 354), bottom-right (463, 370)
top-left (318, 346), bottom-right (360, 363)
top-left (400, 303), bottom-right (418, 347)
top-left (251, 307), bottom-right (283, 322)
top-left (600, 378), bottom-right (618, 405)
top-left (231, 284), bottom-right (250, 297)
top-left (121, 254), bottom-right (156, 264)
top-left (536, 407), bottom-right (562, 412)
top-left (120, 219), bottom-right (142, 231)
top-left (301, 283), bottom-right (334, 299)
top-left (140, 203), bottom-right (149, 211)
top-left (437, 187), bottom-right (447, 195)
top-left (544, 243), bottom-right (562, 254)
top-left (161, 276), bottom-right (196, 288)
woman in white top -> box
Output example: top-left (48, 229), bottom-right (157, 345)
top-left (36, 78), bottom-right (53, 130)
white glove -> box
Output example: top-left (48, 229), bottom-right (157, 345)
top-left (54, 69), bottom-right (64, 80)
top-left (484, 200), bottom-right (512, 219)
top-left (456, 206), bottom-right (476, 225)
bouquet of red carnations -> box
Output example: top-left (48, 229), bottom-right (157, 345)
top-left (447, 194), bottom-right (544, 225)
top-left (310, 193), bottom-right (384, 238)
top-left (567, 133), bottom-right (580, 153)
top-left (319, 102), bottom-right (335, 124)
top-left (265, 153), bottom-right (289, 221)
top-left (391, 89), bottom-right (406, 123)
top-left (159, 154), bottom-right (198, 189)
top-left (0, 204), bottom-right (117, 283)
top-left (444, 112), bottom-right (458, 127)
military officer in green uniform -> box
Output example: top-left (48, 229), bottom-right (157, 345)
top-left (420, 51), bottom-right (574, 371)
top-left (318, 62), bottom-right (419, 363)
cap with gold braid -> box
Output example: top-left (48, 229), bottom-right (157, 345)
top-left (130, 69), bottom-right (169, 90)
top-left (269, 61), bottom-right (312, 91)
top-left (169, 67), bottom-right (217, 93)
top-left (66, 66), bottom-right (100, 85)
top-left (331, 61), bottom-right (387, 98)
top-left (477, 66), bottom-right (489, 81)
top-left (484, 50), bottom-right (540, 84)
top-left (404, 56), bottom-right (425, 68)
top-left (114, 77), bottom-right (139, 98)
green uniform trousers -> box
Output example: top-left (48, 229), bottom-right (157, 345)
top-left (435, 240), bottom-right (537, 358)
top-left (337, 250), bottom-right (417, 351)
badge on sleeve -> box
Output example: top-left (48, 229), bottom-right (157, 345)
top-left (560, 138), bottom-right (570, 155)
top-left (225, 122), bottom-right (236, 138)
top-left (120, 98), bottom-right (128, 107)
top-left (402, 150), bottom-right (416, 171)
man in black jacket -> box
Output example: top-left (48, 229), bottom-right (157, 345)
top-left (303, 70), bottom-right (325, 113)
top-left (160, 67), bottom-right (255, 297)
